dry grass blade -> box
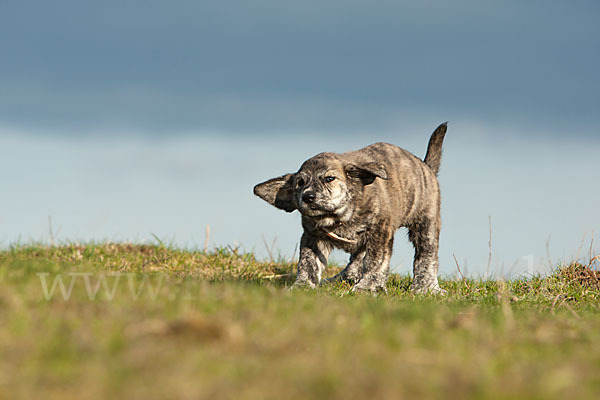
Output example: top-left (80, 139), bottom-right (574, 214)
top-left (453, 253), bottom-right (471, 290)
top-left (260, 273), bottom-right (294, 280)
top-left (261, 235), bottom-right (276, 262)
top-left (487, 215), bottom-right (492, 279)
top-left (203, 224), bottom-right (211, 252)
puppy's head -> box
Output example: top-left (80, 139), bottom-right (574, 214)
top-left (254, 153), bottom-right (387, 226)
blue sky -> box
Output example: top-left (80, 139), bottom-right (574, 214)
top-left (1, 1), bottom-right (598, 276)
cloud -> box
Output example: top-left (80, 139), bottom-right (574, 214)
top-left (1, 0), bottom-right (598, 135)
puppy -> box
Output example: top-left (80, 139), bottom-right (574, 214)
top-left (254, 123), bottom-right (447, 294)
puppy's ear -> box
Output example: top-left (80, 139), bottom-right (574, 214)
top-left (253, 174), bottom-right (297, 212)
top-left (345, 162), bottom-right (388, 184)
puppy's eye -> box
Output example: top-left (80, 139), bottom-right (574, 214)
top-left (324, 176), bottom-right (336, 183)
top-left (296, 178), bottom-right (305, 187)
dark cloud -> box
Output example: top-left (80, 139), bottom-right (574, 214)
top-left (1, 0), bottom-right (598, 134)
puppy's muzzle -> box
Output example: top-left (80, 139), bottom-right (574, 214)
top-left (302, 191), bottom-right (316, 204)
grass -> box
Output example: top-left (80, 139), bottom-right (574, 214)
top-left (1, 243), bottom-right (599, 399)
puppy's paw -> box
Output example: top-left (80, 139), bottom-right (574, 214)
top-left (289, 279), bottom-right (317, 291)
top-left (351, 279), bottom-right (387, 294)
top-left (410, 283), bottom-right (447, 296)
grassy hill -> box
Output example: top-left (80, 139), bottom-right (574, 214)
top-left (1, 243), bottom-right (599, 399)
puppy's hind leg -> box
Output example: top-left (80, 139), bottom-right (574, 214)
top-left (327, 249), bottom-right (365, 285)
top-left (409, 219), bottom-right (445, 295)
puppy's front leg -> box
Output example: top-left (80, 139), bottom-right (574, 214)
top-left (352, 230), bottom-right (393, 294)
top-left (291, 232), bottom-right (332, 289)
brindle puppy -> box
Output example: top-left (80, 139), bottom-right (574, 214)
top-left (254, 123), bottom-right (447, 294)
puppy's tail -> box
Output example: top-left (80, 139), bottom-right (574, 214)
top-left (424, 122), bottom-right (447, 176)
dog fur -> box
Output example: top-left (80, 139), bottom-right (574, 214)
top-left (254, 123), bottom-right (448, 294)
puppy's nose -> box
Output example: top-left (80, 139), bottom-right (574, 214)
top-left (302, 192), bottom-right (316, 204)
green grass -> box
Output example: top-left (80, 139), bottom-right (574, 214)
top-left (1, 243), bottom-right (599, 399)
